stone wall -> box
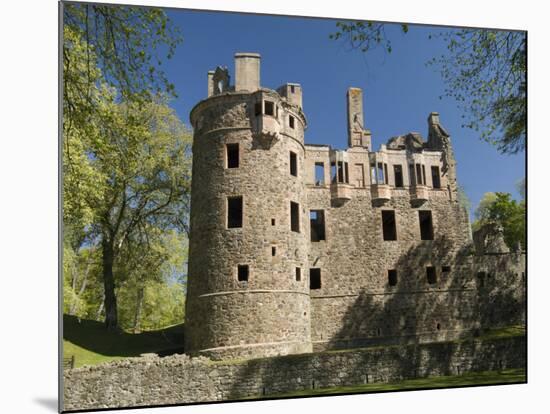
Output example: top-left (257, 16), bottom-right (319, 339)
top-left (63, 335), bottom-right (526, 411)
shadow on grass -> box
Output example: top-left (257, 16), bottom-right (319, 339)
top-left (63, 314), bottom-right (185, 358)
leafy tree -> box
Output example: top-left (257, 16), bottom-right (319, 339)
top-left (429, 29), bottom-right (526, 154)
top-left (63, 6), bottom-right (191, 331)
top-left (63, 3), bottom-right (181, 106)
top-left (474, 192), bottom-right (499, 225)
top-left (89, 96), bottom-right (191, 331)
top-left (115, 228), bottom-right (188, 332)
top-left (473, 192), bottom-right (525, 249)
top-left (330, 23), bottom-right (526, 154)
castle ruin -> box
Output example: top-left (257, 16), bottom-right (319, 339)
top-left (184, 53), bottom-right (526, 361)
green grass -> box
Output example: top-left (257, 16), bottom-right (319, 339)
top-left (63, 314), bottom-right (185, 368)
top-left (255, 368), bottom-right (526, 399)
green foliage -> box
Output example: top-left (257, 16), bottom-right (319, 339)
top-left (63, 3), bottom-right (182, 104)
top-left (429, 29), bottom-right (526, 154)
top-left (329, 21), bottom-right (408, 54)
top-left (473, 192), bottom-right (526, 249)
top-left (63, 8), bottom-right (190, 331)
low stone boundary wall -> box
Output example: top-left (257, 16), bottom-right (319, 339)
top-left (63, 335), bottom-right (525, 411)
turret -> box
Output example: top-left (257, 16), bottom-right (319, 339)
top-left (186, 53), bottom-right (311, 360)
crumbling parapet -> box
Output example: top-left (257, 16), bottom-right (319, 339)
top-left (473, 223), bottom-right (511, 255)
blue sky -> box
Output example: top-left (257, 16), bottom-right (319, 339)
top-left (162, 8), bottom-right (525, 217)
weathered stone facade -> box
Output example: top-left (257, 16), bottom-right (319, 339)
top-left (185, 52), bottom-right (526, 361)
top-left (63, 335), bottom-right (526, 411)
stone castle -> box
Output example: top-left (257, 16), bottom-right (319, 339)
top-left (184, 53), bottom-right (526, 361)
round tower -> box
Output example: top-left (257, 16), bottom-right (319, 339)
top-left (185, 53), bottom-right (312, 360)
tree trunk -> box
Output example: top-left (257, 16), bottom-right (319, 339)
top-left (69, 258), bottom-right (91, 315)
top-left (133, 286), bottom-right (144, 334)
top-left (102, 238), bottom-right (119, 330)
top-left (96, 296), bottom-right (104, 321)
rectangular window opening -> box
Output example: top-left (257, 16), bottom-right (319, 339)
top-left (394, 165), bottom-right (404, 188)
top-left (388, 269), bottom-right (398, 286)
top-left (409, 164), bottom-right (416, 186)
top-left (344, 162), bottom-right (350, 184)
top-left (384, 163), bottom-right (389, 185)
top-left (377, 162), bottom-right (385, 185)
top-left (477, 271), bottom-right (486, 287)
top-left (290, 85), bottom-right (295, 93)
top-left (272, 246), bottom-right (277, 257)
top-left (295, 267), bottom-right (301, 281)
top-left (290, 151), bottom-right (298, 176)
top-left (315, 162), bottom-right (324, 186)
top-left (254, 102), bottom-right (262, 116)
top-left (310, 268), bottom-right (321, 289)
top-left (227, 196), bottom-right (243, 228)
top-left (355, 164), bottom-right (365, 187)
top-left (331, 162), bottom-right (337, 183)
top-left (310, 210), bottom-right (326, 242)
top-left (431, 166), bottom-right (441, 189)
top-left (370, 164), bottom-right (377, 185)
top-left (226, 143), bottom-right (239, 169)
top-left (416, 164), bottom-right (423, 185)
top-left (238, 265), bottom-right (249, 282)
top-left (289, 115), bottom-right (295, 129)
top-left (382, 210), bottom-right (397, 241)
top-left (337, 161), bottom-right (344, 183)
top-left (426, 266), bottom-right (437, 284)
top-left (264, 100), bottom-right (274, 116)
top-left (422, 165), bottom-right (427, 186)
top-left (290, 201), bottom-right (300, 233)
top-left (419, 210), bottom-right (434, 240)
top-left (271, 218), bottom-right (276, 226)
top-left (442, 266), bottom-right (451, 273)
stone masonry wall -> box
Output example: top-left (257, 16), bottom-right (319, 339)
top-left (305, 144), bottom-right (476, 350)
top-left (63, 335), bottom-right (526, 411)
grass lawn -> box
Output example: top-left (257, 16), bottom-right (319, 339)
top-left (256, 368), bottom-right (526, 399)
top-left (63, 314), bottom-right (185, 368)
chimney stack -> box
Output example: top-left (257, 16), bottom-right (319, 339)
top-left (235, 52), bottom-right (261, 92)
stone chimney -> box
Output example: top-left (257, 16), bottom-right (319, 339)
top-left (235, 52), bottom-right (261, 92)
top-left (347, 87), bottom-right (371, 150)
top-left (207, 70), bottom-right (215, 97)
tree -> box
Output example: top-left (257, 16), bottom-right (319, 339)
top-left (115, 228), bottom-right (188, 332)
top-left (63, 5), bottom-right (191, 331)
top-left (330, 23), bottom-right (526, 154)
top-left (63, 3), bottom-right (181, 106)
top-left (429, 29), bottom-right (526, 154)
top-left (92, 96), bottom-right (191, 331)
top-left (473, 192), bottom-right (525, 249)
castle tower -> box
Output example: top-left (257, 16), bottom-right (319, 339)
top-left (185, 53), bottom-right (312, 360)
